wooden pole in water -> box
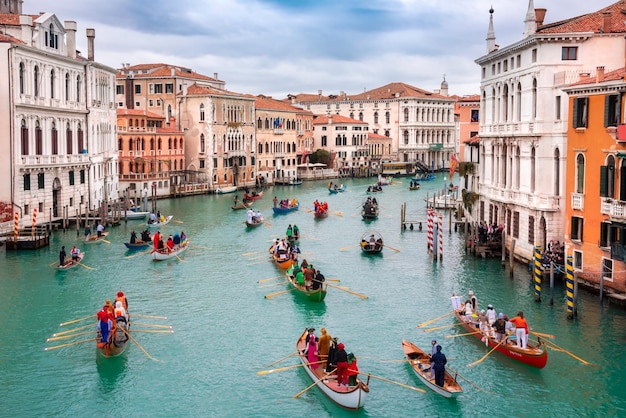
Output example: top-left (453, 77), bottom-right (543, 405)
top-left (509, 237), bottom-right (516, 278)
top-left (501, 231), bottom-right (507, 266)
top-left (549, 262), bottom-right (554, 306)
top-left (566, 255), bottom-right (575, 320)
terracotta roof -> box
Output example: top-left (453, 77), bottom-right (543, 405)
top-left (156, 126), bottom-right (183, 134)
top-left (116, 64), bottom-right (219, 82)
top-left (0, 33), bottom-right (23, 44)
top-left (464, 136), bottom-right (480, 145)
top-left (569, 67), bottom-right (625, 86)
top-left (292, 82), bottom-right (447, 103)
top-left (537, 0), bottom-right (626, 34)
top-left (312, 114), bottom-right (367, 125)
top-left (368, 132), bottom-right (390, 140)
top-left (255, 95), bottom-right (310, 113)
top-left (186, 83), bottom-right (245, 98)
top-left (117, 109), bottom-right (164, 118)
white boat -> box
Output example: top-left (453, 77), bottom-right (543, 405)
top-left (296, 328), bottom-right (369, 409)
top-left (216, 186), bottom-right (237, 194)
top-left (428, 194), bottom-right (459, 209)
top-left (109, 210), bottom-right (149, 220)
top-left (152, 242), bottom-right (188, 261)
top-left (146, 215), bottom-right (174, 228)
top-left (402, 340), bottom-right (463, 398)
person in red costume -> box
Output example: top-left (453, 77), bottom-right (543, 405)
top-left (335, 343), bottom-right (349, 386)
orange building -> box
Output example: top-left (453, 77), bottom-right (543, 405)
top-left (564, 67), bottom-right (626, 292)
top-left (117, 109), bottom-right (186, 199)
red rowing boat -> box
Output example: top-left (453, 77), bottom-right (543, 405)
top-left (453, 310), bottom-right (548, 368)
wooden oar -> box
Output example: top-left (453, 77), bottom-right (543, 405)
top-left (117, 324), bottom-right (158, 361)
top-left (173, 252), bottom-right (185, 263)
top-left (468, 337), bottom-right (508, 367)
top-left (257, 276), bottom-right (282, 283)
top-left (530, 331), bottom-right (556, 339)
top-left (132, 313), bottom-right (168, 320)
top-left (53, 323), bottom-right (94, 336)
top-left (265, 352), bottom-right (299, 367)
top-left (339, 245), bottom-right (358, 251)
top-left (132, 323), bottom-right (173, 329)
top-left (78, 262), bottom-right (95, 270)
top-left (420, 323), bottom-right (463, 332)
top-left (130, 329), bottom-right (174, 334)
top-left (293, 368), bottom-right (337, 398)
top-left (242, 251), bottom-right (260, 257)
top-left (49, 260), bottom-right (59, 266)
top-left (173, 220), bottom-right (184, 223)
top-left (60, 315), bottom-right (95, 326)
top-left (326, 283), bottom-right (368, 299)
top-left (325, 278), bottom-right (341, 283)
top-left (47, 331), bottom-right (95, 342)
top-left (544, 340), bottom-right (594, 365)
top-left (45, 337), bottom-right (98, 351)
top-left (417, 311), bottom-right (455, 328)
top-left (360, 372), bottom-right (426, 393)
top-left (259, 281), bottom-right (288, 289)
top-left (331, 211), bottom-right (343, 217)
top-left (265, 288), bottom-right (297, 299)
top-left (257, 360), bottom-right (325, 375)
top-left (383, 244), bottom-right (401, 253)
top-left (125, 249), bottom-right (154, 259)
top-left (445, 330), bottom-right (483, 338)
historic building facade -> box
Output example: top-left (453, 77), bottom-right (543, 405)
top-left (563, 67), bottom-right (626, 292)
top-left (474, 0), bottom-right (626, 262)
top-left (0, 4), bottom-right (117, 228)
top-left (311, 114), bottom-right (369, 176)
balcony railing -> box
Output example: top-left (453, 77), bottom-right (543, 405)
top-left (20, 154), bottom-right (90, 166)
top-left (571, 193), bottom-right (584, 211)
top-left (481, 185), bottom-right (561, 211)
top-left (600, 198), bottom-right (626, 219)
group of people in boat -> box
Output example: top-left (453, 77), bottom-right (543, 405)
top-left (285, 224), bottom-right (300, 240)
top-left (328, 181), bottom-right (344, 191)
top-left (452, 291), bottom-right (531, 349)
top-left (362, 196), bottom-right (378, 215)
top-left (246, 208), bottom-right (263, 224)
top-left (273, 197), bottom-right (298, 209)
top-left (360, 234), bottom-right (383, 251)
top-left (367, 184), bottom-right (383, 193)
top-left (291, 259), bottom-right (325, 291)
top-left (152, 230), bottom-right (187, 253)
top-left (243, 189), bottom-right (261, 202)
top-left (271, 237), bottom-right (300, 261)
top-left (541, 240), bottom-right (565, 267)
top-left (96, 291), bottom-right (129, 347)
top-left (313, 200), bottom-right (328, 214)
top-left (130, 229), bottom-right (151, 244)
top-left (58, 245), bottom-right (82, 267)
top-left (302, 328), bottom-right (359, 387)
top-left (409, 180), bottom-right (421, 189)
top-left (84, 222), bottom-right (105, 240)
top-left (148, 211), bottom-right (167, 224)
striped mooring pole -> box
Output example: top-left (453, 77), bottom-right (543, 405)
top-left (533, 245), bottom-right (542, 302)
top-left (566, 255), bottom-right (575, 319)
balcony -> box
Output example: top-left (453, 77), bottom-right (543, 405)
top-left (571, 193), bottom-right (584, 211)
top-left (20, 153), bottom-right (90, 167)
top-left (600, 198), bottom-right (626, 219)
top-left (480, 185), bottom-right (561, 211)
top-left (117, 126), bottom-right (157, 133)
top-left (273, 128), bottom-right (284, 135)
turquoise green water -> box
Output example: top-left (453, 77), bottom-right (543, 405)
top-left (1, 175), bottom-right (625, 417)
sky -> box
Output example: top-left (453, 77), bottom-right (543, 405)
top-left (25, 0), bottom-right (618, 98)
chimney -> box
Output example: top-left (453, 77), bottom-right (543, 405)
top-left (603, 12), bottom-right (612, 33)
top-left (535, 8), bottom-right (546, 26)
top-left (86, 28), bottom-right (95, 61)
top-left (596, 66), bottom-right (605, 83)
top-left (65, 21), bottom-right (77, 59)
top-left (19, 15), bottom-right (32, 45)
top-left (578, 72), bottom-right (591, 82)
top-left (213, 72), bottom-right (218, 79)
top-left (318, 90), bottom-right (322, 100)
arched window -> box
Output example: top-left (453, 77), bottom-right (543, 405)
top-left (532, 78), bottom-right (537, 119)
top-left (374, 112), bottom-right (378, 124)
top-left (491, 88), bottom-right (496, 123)
top-left (76, 75), bottom-right (81, 103)
top-left (403, 130), bottom-right (409, 145)
top-left (200, 104), bottom-right (205, 121)
top-left (179, 138), bottom-right (183, 149)
top-left (50, 122), bottom-right (58, 155)
top-left (20, 119), bottom-right (29, 155)
top-left (257, 118), bottom-right (262, 129)
top-left (34, 66), bottom-right (39, 97)
top-left (576, 153), bottom-right (585, 194)
top-left (359, 112), bottom-right (363, 122)
top-left (66, 122), bottom-right (72, 155)
top-left (553, 148), bottom-right (560, 196)
top-left (158, 137), bottom-right (162, 151)
top-left (65, 73), bottom-right (70, 101)
top-left (530, 147), bottom-right (536, 192)
top-left (258, 143), bottom-right (263, 154)
top-left (49, 24), bottom-right (55, 48)
top-left (150, 137), bottom-right (154, 151)
top-left (403, 108), bottom-right (409, 122)
top-left (502, 84), bottom-right (509, 122)
top-left (168, 138), bottom-right (172, 150)
top-left (77, 124), bottom-right (83, 152)
top-left (200, 134), bottom-right (205, 153)
top-left (349, 112), bottom-right (354, 119)
top-left (620, 159), bottom-right (626, 201)
top-left (19, 62), bottom-right (25, 94)
top-left (516, 83), bottom-right (522, 121)
top-left (385, 112), bottom-right (390, 124)
top-left (50, 70), bottom-right (55, 99)
top-left (603, 155), bottom-right (616, 198)
top-left (168, 105), bottom-right (172, 121)
top-left (515, 146), bottom-right (521, 189)
top-left (35, 120), bottom-right (42, 155)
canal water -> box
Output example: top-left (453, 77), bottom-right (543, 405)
top-left (1, 175), bottom-right (625, 417)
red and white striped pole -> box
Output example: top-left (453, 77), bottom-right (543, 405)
top-left (13, 211), bottom-right (19, 240)
top-left (427, 209), bottom-right (434, 253)
top-left (31, 208), bottom-right (37, 237)
top-left (438, 213), bottom-right (444, 260)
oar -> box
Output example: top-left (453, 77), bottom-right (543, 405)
top-left (417, 311), bottom-right (455, 328)
top-left (544, 340), bottom-right (594, 365)
top-left (173, 220), bottom-right (184, 223)
top-left (133, 314), bottom-right (168, 320)
top-left (259, 281), bottom-right (288, 289)
top-left (360, 372), bottom-right (425, 393)
top-left (446, 365), bottom-right (495, 394)
top-left (530, 331), bottom-right (556, 339)
top-left (331, 211), bottom-right (343, 217)
top-left (265, 352), bottom-right (299, 367)
top-left (294, 368), bottom-right (337, 398)
top-left (60, 315), bottom-right (95, 326)
top-left (125, 249), bottom-right (154, 259)
top-left (46, 330), bottom-right (96, 342)
top-left (257, 276), bottom-right (282, 283)
top-left (49, 260), bottom-right (60, 266)
top-left (326, 283), bottom-right (368, 299)
top-left (130, 329), bottom-right (174, 334)
top-left (383, 244), bottom-right (401, 253)
top-left (325, 278), bottom-right (341, 283)
top-left (242, 251), bottom-right (260, 257)
top-left (132, 323), bottom-right (173, 329)
top-left (445, 330), bottom-right (483, 338)
top-left (78, 262), bottom-right (95, 270)
top-left (339, 245), bottom-right (358, 251)
top-left (420, 323), bottom-right (463, 332)
top-left (257, 360), bottom-right (325, 375)
top-left (101, 239), bottom-right (111, 244)
top-left (117, 324), bottom-right (158, 361)
top-left (52, 323), bottom-right (94, 336)
top-left (45, 337), bottom-right (98, 351)
top-left (468, 337), bottom-right (508, 367)
top-left (264, 288), bottom-right (297, 299)
top-left (173, 252), bottom-right (185, 263)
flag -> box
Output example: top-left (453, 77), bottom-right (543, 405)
top-left (449, 154), bottom-right (458, 181)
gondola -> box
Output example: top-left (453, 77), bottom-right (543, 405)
top-left (328, 184), bottom-right (346, 193)
top-left (231, 201), bottom-right (252, 210)
top-left (285, 265), bottom-right (327, 302)
top-left (216, 186), bottom-right (237, 194)
top-left (243, 190), bottom-right (263, 202)
top-left (268, 244), bottom-right (297, 269)
top-left (108, 210), bottom-right (150, 220)
top-left (151, 242), bottom-right (188, 261)
top-left (146, 215), bottom-right (174, 228)
top-left (272, 202), bottom-right (299, 214)
top-left (57, 252), bottom-right (85, 270)
top-left (97, 301), bottom-right (130, 358)
top-left (85, 231), bottom-right (109, 243)
top-left (289, 178), bottom-right (303, 185)
top-left (365, 185), bottom-right (383, 194)
top-left (245, 216), bottom-right (264, 228)
top-left (401, 340), bottom-right (463, 398)
top-left (296, 328), bottom-right (369, 409)
top-left (124, 241), bottom-right (150, 250)
top-left (360, 231), bottom-right (383, 254)
top-left (361, 198), bottom-right (379, 221)
top-left (452, 309), bottom-right (548, 368)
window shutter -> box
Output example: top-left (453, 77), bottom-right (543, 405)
top-left (620, 165), bottom-right (626, 201)
top-left (570, 217), bottom-right (577, 239)
top-left (605, 95), bottom-right (611, 128)
top-left (573, 99), bottom-right (579, 128)
top-left (580, 220), bottom-right (584, 241)
top-left (600, 166), bottom-right (608, 197)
